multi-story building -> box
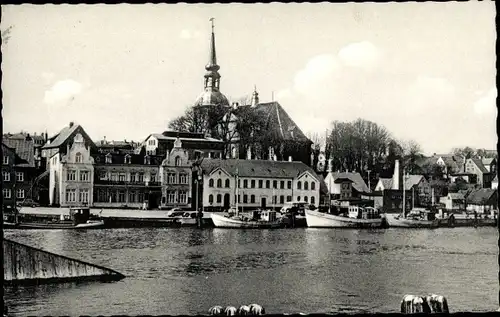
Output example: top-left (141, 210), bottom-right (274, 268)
top-left (159, 138), bottom-right (192, 209)
top-left (93, 149), bottom-right (163, 210)
top-left (465, 158), bottom-right (492, 188)
top-left (198, 158), bottom-right (320, 211)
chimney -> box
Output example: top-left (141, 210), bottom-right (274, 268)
top-left (69, 122), bottom-right (74, 128)
top-left (392, 160), bottom-right (400, 190)
top-left (288, 156), bottom-right (292, 162)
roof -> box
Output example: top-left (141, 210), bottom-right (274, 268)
top-left (331, 172), bottom-right (370, 193)
top-left (200, 158), bottom-right (319, 180)
top-left (378, 178), bottom-right (393, 190)
top-left (149, 133), bottom-right (223, 143)
top-left (466, 188), bottom-right (497, 205)
top-left (42, 124), bottom-right (80, 149)
top-left (448, 192), bottom-right (465, 200)
top-left (2, 138), bottom-right (35, 167)
top-left (405, 175), bottom-right (425, 189)
top-left (470, 158), bottom-right (489, 174)
top-left (481, 158), bottom-right (495, 165)
top-left (238, 102), bottom-right (311, 143)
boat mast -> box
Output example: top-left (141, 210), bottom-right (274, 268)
top-left (402, 167), bottom-right (406, 217)
top-left (412, 187), bottom-right (415, 209)
top-left (235, 167), bottom-right (239, 216)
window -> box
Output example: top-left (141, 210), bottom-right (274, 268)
top-left (297, 196), bottom-right (301, 201)
top-left (125, 155), bottom-right (131, 164)
top-left (266, 180), bottom-right (270, 188)
top-left (175, 156), bottom-right (181, 167)
top-left (75, 152), bottom-right (82, 163)
top-left (3, 156), bottom-right (9, 165)
top-left (217, 179), bottom-right (222, 188)
top-left (311, 196), bottom-right (315, 205)
top-left (2, 171), bottom-right (10, 182)
top-left (280, 195), bottom-right (284, 204)
top-left (273, 180), bottom-right (278, 189)
top-left (287, 181), bottom-right (292, 189)
top-left (80, 189), bottom-right (90, 203)
top-left (304, 196), bottom-right (308, 203)
top-left (151, 174), bottom-right (157, 183)
top-left (280, 181), bottom-right (285, 189)
top-left (138, 192), bottom-right (144, 203)
top-left (243, 195), bottom-right (248, 203)
top-left (180, 173), bottom-right (188, 184)
top-left (105, 154), bottom-right (112, 164)
top-left (243, 180), bottom-right (248, 188)
top-left (286, 196), bottom-right (292, 202)
top-left (110, 173), bottom-right (118, 181)
top-left (304, 181), bottom-right (309, 190)
top-left (297, 181), bottom-right (302, 190)
top-left (16, 189), bottom-right (25, 199)
top-left (272, 195), bottom-right (277, 204)
top-left (179, 191), bottom-right (187, 204)
top-left (138, 173), bottom-right (145, 182)
top-left (67, 170), bottom-right (76, 181)
top-left (238, 180), bottom-right (241, 188)
top-left (311, 182), bottom-right (316, 190)
top-left (167, 191), bottom-right (176, 204)
top-left (65, 189), bottom-right (77, 202)
top-left (225, 179), bottom-right (230, 188)
top-left (144, 155), bottom-right (151, 165)
top-left (259, 180), bottom-right (263, 188)
top-left (209, 194), bottom-right (214, 204)
top-left (168, 173), bottom-right (176, 184)
top-left (130, 173), bottom-right (136, 182)
top-left (250, 195), bottom-right (255, 203)
top-left (129, 191), bottom-right (136, 203)
top-left (217, 194), bottom-right (222, 204)
top-left (80, 171), bottom-right (90, 182)
top-left (209, 179), bottom-right (214, 187)
top-left (3, 189), bottom-right (11, 198)
top-left (99, 171), bottom-right (107, 180)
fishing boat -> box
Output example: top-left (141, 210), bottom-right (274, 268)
top-left (305, 206), bottom-right (383, 228)
top-left (384, 210), bottom-right (439, 229)
top-left (3, 207), bottom-right (105, 230)
top-left (210, 210), bottom-right (283, 229)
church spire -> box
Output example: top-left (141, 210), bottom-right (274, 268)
top-left (251, 85), bottom-right (259, 107)
top-left (204, 18), bottom-right (221, 91)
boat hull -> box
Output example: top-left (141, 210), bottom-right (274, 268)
top-left (305, 210), bottom-right (383, 228)
top-left (4, 221), bottom-right (105, 230)
top-left (210, 213), bottom-right (282, 229)
top-left (384, 214), bottom-right (439, 228)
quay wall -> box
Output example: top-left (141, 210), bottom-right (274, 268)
top-left (3, 238), bottom-right (125, 284)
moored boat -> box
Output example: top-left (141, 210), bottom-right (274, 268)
top-left (305, 207), bottom-right (383, 228)
top-left (384, 210), bottom-right (439, 229)
top-left (210, 210), bottom-right (283, 229)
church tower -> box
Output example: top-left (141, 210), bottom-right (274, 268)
top-left (193, 18), bottom-right (230, 137)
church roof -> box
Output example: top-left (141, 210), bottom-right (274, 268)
top-left (193, 88), bottom-right (230, 107)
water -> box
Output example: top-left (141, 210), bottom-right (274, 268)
top-left (3, 227), bottom-right (498, 315)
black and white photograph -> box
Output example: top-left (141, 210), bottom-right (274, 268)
top-left (1, 2), bottom-right (498, 315)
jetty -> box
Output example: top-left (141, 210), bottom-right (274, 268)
top-left (3, 238), bottom-right (125, 285)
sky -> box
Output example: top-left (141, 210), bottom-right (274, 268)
top-left (1, 3), bottom-right (497, 155)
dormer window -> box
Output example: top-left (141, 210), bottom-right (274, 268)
top-left (105, 153), bottom-right (112, 164)
top-left (124, 154), bottom-right (131, 164)
top-left (144, 155), bottom-right (150, 165)
top-left (75, 152), bottom-right (82, 163)
top-left (175, 156), bottom-right (181, 167)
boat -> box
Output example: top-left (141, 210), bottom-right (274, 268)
top-left (3, 207), bottom-right (105, 230)
top-left (305, 206), bottom-right (383, 228)
top-left (384, 208), bottom-right (439, 229)
top-left (210, 210), bottom-right (283, 229)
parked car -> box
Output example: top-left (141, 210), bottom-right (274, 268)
top-left (167, 208), bottom-right (186, 217)
top-left (17, 199), bottom-right (40, 208)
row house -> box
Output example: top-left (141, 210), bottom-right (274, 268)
top-left (199, 159), bottom-right (320, 211)
top-left (92, 151), bottom-right (163, 209)
top-left (159, 138), bottom-right (192, 209)
top-left (2, 134), bottom-right (46, 211)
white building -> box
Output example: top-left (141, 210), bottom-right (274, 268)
top-left (199, 159), bottom-right (320, 211)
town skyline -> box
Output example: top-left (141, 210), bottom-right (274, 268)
top-left (1, 3), bottom-right (497, 155)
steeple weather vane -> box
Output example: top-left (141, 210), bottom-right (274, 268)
top-left (209, 17), bottom-right (215, 33)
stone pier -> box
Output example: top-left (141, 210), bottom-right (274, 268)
top-left (3, 238), bottom-right (125, 285)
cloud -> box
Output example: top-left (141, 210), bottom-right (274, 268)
top-left (338, 41), bottom-right (382, 69)
top-left (41, 72), bottom-right (55, 85)
top-left (474, 87), bottom-right (497, 115)
top-left (43, 79), bottom-right (83, 105)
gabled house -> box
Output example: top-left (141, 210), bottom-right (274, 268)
top-left (465, 188), bottom-right (498, 214)
top-left (465, 158), bottom-right (492, 188)
top-left (324, 171), bottom-right (370, 198)
top-left (481, 157), bottom-right (497, 174)
top-left (440, 192), bottom-right (465, 211)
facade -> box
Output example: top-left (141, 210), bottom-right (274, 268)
top-left (440, 192), bottom-right (465, 211)
top-left (465, 158), bottom-right (492, 188)
top-left (159, 138), bottom-right (192, 209)
top-left (199, 159), bottom-right (320, 211)
top-left (48, 132), bottom-right (95, 207)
